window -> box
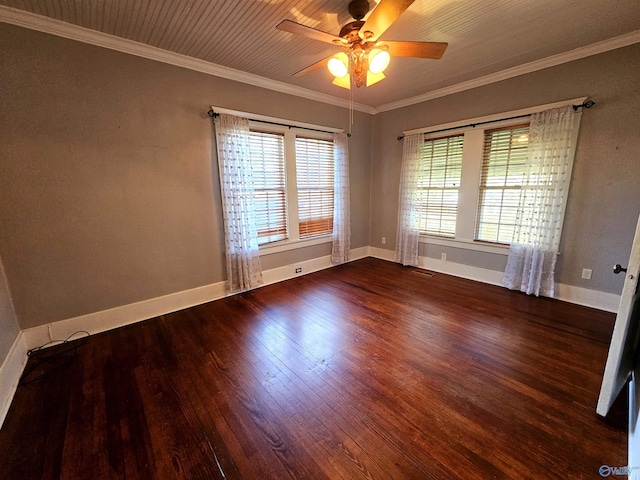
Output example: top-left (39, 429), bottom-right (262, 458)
top-left (247, 124), bottom-right (334, 247)
top-left (248, 130), bottom-right (287, 245)
top-left (401, 98), bottom-right (583, 253)
top-left (416, 135), bottom-right (463, 237)
top-left (475, 125), bottom-right (530, 244)
top-left (296, 137), bottom-right (334, 238)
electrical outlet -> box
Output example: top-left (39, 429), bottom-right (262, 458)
top-left (295, 267), bottom-right (302, 274)
top-left (381, 237), bottom-right (386, 244)
top-left (581, 268), bottom-right (592, 280)
top-left (441, 253), bottom-right (447, 261)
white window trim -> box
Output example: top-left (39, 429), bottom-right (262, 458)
top-left (211, 107), bottom-right (341, 255)
top-left (246, 122), bottom-right (334, 253)
top-left (408, 97), bottom-right (586, 256)
top-left (211, 106), bottom-right (344, 134)
top-left (259, 234), bottom-right (332, 255)
top-left (402, 97), bottom-right (586, 137)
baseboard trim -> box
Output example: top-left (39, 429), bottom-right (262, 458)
top-left (27, 247), bottom-right (613, 351)
top-left (4, 247), bottom-right (369, 428)
top-left (0, 331), bottom-right (28, 428)
top-left (22, 281), bottom-right (229, 350)
top-left (22, 246), bottom-right (371, 351)
top-left (418, 256), bottom-right (504, 287)
top-left (554, 283), bottom-right (620, 313)
top-left (4, 245), bottom-right (619, 430)
top-left (263, 246), bottom-right (369, 286)
top-left (368, 247), bottom-right (620, 313)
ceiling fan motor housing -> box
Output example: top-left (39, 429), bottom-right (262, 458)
top-left (348, 0), bottom-right (370, 20)
top-left (275, 0), bottom-right (448, 89)
top-left (339, 20), bottom-right (365, 41)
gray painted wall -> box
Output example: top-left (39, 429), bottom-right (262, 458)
top-left (0, 20), bottom-right (638, 343)
top-left (371, 43), bottom-right (640, 295)
top-left (0, 23), bottom-right (371, 330)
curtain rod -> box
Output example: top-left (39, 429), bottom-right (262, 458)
top-left (207, 109), bottom-right (350, 137)
top-left (396, 99), bottom-right (595, 141)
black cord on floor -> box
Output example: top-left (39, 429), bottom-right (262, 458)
top-left (20, 331), bottom-right (91, 385)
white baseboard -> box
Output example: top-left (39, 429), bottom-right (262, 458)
top-left (369, 246), bottom-right (395, 262)
top-left (263, 246), bottom-right (369, 286)
top-left (368, 247), bottom-right (620, 313)
top-left (3, 245), bottom-right (619, 430)
top-left (554, 283), bottom-right (620, 313)
top-left (418, 256), bottom-right (505, 286)
top-left (0, 331), bottom-right (28, 428)
top-left (22, 280), bottom-right (229, 350)
top-left (22, 246), bottom-right (371, 351)
top-left (2, 247), bottom-right (369, 428)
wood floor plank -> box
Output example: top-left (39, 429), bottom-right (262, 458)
top-left (227, 294), bottom-right (445, 478)
top-left (0, 258), bottom-right (627, 479)
top-left (199, 296), bottom-right (410, 478)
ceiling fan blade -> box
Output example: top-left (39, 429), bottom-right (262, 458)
top-left (293, 55), bottom-right (335, 77)
top-left (359, 0), bottom-right (416, 41)
top-left (276, 20), bottom-right (346, 45)
top-left (380, 41), bottom-right (448, 59)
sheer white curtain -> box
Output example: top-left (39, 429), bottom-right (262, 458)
top-left (214, 114), bottom-right (263, 292)
top-left (395, 133), bottom-right (424, 266)
top-left (502, 105), bottom-right (576, 297)
top-left (332, 132), bottom-right (351, 264)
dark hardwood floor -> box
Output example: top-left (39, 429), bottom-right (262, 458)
top-left (0, 258), bottom-right (627, 479)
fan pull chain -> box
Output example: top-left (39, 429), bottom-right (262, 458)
top-left (349, 75), bottom-right (354, 135)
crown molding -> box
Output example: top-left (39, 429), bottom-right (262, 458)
top-left (0, 6), bottom-right (376, 115)
top-left (402, 96), bottom-right (587, 136)
top-left (374, 29), bottom-right (640, 114)
top-left (2, 6), bottom-right (639, 116)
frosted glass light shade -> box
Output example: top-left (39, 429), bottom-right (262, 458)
top-left (332, 75), bottom-right (351, 89)
top-left (369, 49), bottom-right (390, 74)
top-left (366, 71), bottom-right (385, 87)
top-left (328, 53), bottom-right (349, 77)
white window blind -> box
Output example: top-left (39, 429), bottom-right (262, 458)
top-left (248, 130), bottom-right (288, 244)
top-left (416, 135), bottom-right (464, 237)
top-left (475, 124), bottom-right (530, 244)
top-left (295, 137), bottom-right (334, 238)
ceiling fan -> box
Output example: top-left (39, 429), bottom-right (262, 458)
top-left (276, 0), bottom-right (448, 89)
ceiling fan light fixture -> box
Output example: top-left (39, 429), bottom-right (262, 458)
top-left (366, 70), bottom-right (386, 87)
top-left (332, 74), bottom-right (351, 90)
top-left (276, 0), bottom-right (448, 89)
top-left (327, 52), bottom-right (349, 78)
top-left (368, 48), bottom-right (390, 74)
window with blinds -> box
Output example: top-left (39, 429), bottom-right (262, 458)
top-left (415, 135), bottom-right (464, 237)
top-left (295, 137), bottom-right (334, 238)
top-left (475, 124), bottom-right (530, 244)
top-left (248, 130), bottom-right (288, 244)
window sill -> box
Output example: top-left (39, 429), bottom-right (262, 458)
top-left (419, 235), bottom-right (510, 255)
top-left (259, 235), bottom-right (332, 255)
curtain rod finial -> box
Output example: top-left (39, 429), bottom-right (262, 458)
top-left (573, 99), bottom-right (595, 111)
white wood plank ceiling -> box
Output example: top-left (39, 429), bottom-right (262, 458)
top-left (1, 0), bottom-right (639, 110)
